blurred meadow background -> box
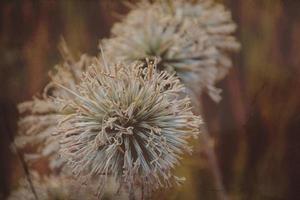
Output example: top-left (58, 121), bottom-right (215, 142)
top-left (0, 0), bottom-right (299, 199)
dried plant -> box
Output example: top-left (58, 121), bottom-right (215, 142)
top-left (55, 59), bottom-right (202, 198)
top-left (13, 1), bottom-right (240, 199)
top-left (16, 41), bottom-right (98, 170)
top-left (103, 0), bottom-right (240, 102)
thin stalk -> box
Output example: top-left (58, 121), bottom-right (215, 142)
top-left (201, 125), bottom-right (228, 200)
top-left (10, 143), bottom-right (39, 200)
top-left (196, 102), bottom-right (228, 200)
top-left (4, 109), bottom-right (39, 200)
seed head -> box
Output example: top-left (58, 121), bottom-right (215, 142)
top-left (16, 41), bottom-right (97, 170)
top-left (56, 59), bottom-right (202, 197)
top-left (103, 0), bottom-right (240, 102)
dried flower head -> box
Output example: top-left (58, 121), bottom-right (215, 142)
top-left (56, 59), bottom-right (202, 197)
top-left (103, 0), bottom-right (240, 102)
top-left (16, 41), bottom-right (97, 170)
top-left (8, 172), bottom-right (98, 200)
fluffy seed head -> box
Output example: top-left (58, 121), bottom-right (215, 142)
top-left (16, 41), bottom-right (97, 170)
top-left (56, 59), bottom-right (202, 196)
top-left (103, 0), bottom-right (240, 102)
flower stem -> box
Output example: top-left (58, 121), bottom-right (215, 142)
top-left (201, 125), bottom-right (228, 200)
top-left (195, 102), bottom-right (228, 200)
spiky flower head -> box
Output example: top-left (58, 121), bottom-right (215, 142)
top-left (56, 59), bottom-right (202, 197)
top-left (103, 0), bottom-right (240, 102)
top-left (16, 41), bottom-right (97, 170)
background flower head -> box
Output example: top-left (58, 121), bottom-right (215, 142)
top-left (15, 41), bottom-right (98, 170)
top-left (103, 0), bottom-right (240, 102)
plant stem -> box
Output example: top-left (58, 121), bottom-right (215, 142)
top-left (11, 143), bottom-right (39, 200)
top-left (196, 103), bottom-right (228, 200)
top-left (201, 125), bottom-right (228, 200)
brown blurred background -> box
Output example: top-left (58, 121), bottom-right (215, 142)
top-left (0, 0), bottom-right (299, 199)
